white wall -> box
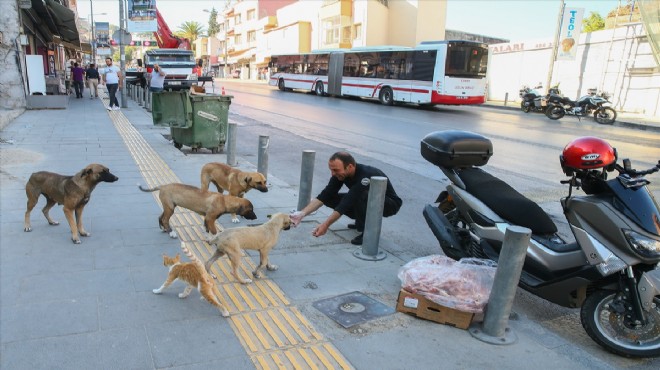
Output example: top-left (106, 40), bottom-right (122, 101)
top-left (487, 24), bottom-right (660, 116)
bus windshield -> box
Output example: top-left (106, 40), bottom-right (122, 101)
top-left (445, 44), bottom-right (488, 78)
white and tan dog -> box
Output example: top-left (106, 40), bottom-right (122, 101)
top-left (200, 162), bottom-right (268, 223)
top-left (204, 213), bottom-right (291, 284)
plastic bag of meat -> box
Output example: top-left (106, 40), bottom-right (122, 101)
top-left (397, 255), bottom-right (498, 313)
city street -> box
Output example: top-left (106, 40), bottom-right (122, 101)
top-left (2, 83), bottom-right (659, 369)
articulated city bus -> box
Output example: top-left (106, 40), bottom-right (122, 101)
top-left (268, 40), bottom-right (488, 106)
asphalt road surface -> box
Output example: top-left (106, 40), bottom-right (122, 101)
top-left (204, 80), bottom-right (660, 367)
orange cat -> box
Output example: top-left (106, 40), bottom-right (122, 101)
top-left (153, 243), bottom-right (229, 317)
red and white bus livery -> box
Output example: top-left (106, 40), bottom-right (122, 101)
top-left (268, 40), bottom-right (488, 106)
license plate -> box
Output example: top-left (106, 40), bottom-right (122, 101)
top-left (169, 81), bottom-right (181, 85)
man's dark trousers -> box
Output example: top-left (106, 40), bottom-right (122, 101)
top-left (107, 83), bottom-right (119, 107)
top-left (323, 192), bottom-right (400, 231)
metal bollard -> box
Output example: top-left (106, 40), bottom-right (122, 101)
top-left (469, 225), bottom-right (531, 345)
top-left (257, 135), bottom-right (269, 179)
top-left (297, 150), bottom-right (316, 211)
top-left (226, 122), bottom-right (237, 166)
top-left (504, 92), bottom-right (509, 106)
top-left (146, 90), bottom-right (152, 111)
top-left (353, 176), bottom-right (387, 261)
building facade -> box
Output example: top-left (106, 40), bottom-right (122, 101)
top-left (211, 0), bottom-right (447, 81)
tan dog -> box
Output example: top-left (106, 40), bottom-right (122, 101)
top-left (138, 183), bottom-right (257, 235)
top-left (200, 162), bottom-right (268, 223)
top-left (205, 213), bottom-right (291, 284)
top-left (24, 164), bottom-right (119, 244)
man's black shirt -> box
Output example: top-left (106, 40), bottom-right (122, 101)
top-left (316, 163), bottom-right (402, 215)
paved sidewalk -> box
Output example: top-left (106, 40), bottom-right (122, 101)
top-left (1, 94), bottom-right (658, 369)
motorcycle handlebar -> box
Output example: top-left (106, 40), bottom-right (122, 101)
top-left (615, 160), bottom-right (660, 177)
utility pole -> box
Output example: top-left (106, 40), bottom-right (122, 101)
top-left (90, 1), bottom-right (95, 63)
top-left (546, 0), bottom-right (565, 92)
top-left (119, 0), bottom-right (127, 108)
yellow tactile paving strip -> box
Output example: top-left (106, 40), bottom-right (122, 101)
top-left (103, 96), bottom-right (353, 370)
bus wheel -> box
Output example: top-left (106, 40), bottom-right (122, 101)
top-left (315, 81), bottom-right (325, 96)
top-left (278, 78), bottom-right (285, 91)
top-left (379, 87), bottom-right (394, 106)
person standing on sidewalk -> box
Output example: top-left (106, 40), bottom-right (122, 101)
top-left (148, 64), bottom-right (167, 92)
top-left (290, 151), bottom-right (402, 245)
top-left (101, 57), bottom-right (122, 111)
top-left (71, 63), bottom-right (85, 99)
top-left (85, 63), bottom-right (100, 99)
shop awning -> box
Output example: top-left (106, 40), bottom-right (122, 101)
top-left (31, 0), bottom-right (80, 45)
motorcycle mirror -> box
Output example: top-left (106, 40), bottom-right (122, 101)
top-left (623, 158), bottom-right (632, 173)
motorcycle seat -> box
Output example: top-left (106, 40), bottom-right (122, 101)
top-left (458, 168), bottom-right (558, 235)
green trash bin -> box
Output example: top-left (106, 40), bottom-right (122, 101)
top-left (151, 90), bottom-right (233, 153)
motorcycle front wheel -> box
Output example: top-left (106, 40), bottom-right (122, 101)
top-left (594, 107), bottom-right (617, 124)
top-left (580, 290), bottom-right (660, 358)
top-left (521, 101), bottom-right (531, 113)
top-left (545, 105), bottom-right (565, 120)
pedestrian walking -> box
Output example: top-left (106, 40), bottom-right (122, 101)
top-left (148, 64), bottom-right (167, 92)
top-left (290, 151), bottom-right (402, 245)
top-left (71, 63), bottom-right (85, 98)
top-left (101, 57), bottom-right (122, 111)
top-left (85, 63), bottom-right (100, 99)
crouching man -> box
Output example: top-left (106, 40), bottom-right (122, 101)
top-left (290, 151), bottom-right (402, 245)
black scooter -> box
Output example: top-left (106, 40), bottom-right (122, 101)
top-left (421, 130), bottom-right (660, 357)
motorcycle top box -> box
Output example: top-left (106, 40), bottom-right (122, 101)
top-left (421, 130), bottom-right (493, 168)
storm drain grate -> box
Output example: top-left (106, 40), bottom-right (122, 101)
top-left (313, 291), bottom-right (395, 328)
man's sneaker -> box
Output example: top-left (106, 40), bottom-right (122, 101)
top-left (113, 106), bottom-right (120, 111)
top-left (350, 233), bottom-right (363, 245)
top-left (106, 106), bottom-right (112, 111)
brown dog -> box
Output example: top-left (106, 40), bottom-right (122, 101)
top-left (205, 213), bottom-right (291, 284)
top-left (200, 162), bottom-right (268, 223)
top-left (24, 164), bottom-right (119, 244)
top-left (138, 183), bottom-right (257, 235)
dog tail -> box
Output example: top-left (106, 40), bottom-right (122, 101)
top-left (137, 183), bottom-right (160, 192)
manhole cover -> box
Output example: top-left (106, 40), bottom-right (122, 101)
top-left (313, 291), bottom-right (395, 328)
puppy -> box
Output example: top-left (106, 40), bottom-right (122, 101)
top-left (24, 164), bottom-right (118, 244)
top-left (138, 183), bottom-right (257, 235)
top-left (205, 213), bottom-right (291, 284)
top-left (200, 162), bottom-right (268, 223)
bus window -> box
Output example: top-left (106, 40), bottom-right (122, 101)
top-left (446, 45), bottom-right (487, 77)
top-left (343, 53), bottom-right (359, 77)
top-left (359, 53), bottom-right (378, 78)
top-left (412, 50), bottom-right (436, 81)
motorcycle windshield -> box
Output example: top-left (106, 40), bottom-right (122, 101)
top-left (608, 178), bottom-right (660, 236)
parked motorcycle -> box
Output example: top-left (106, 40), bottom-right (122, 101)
top-left (545, 89), bottom-right (617, 124)
top-left (421, 130), bottom-right (660, 357)
top-left (519, 84), bottom-right (546, 113)
top-left (519, 84), bottom-right (561, 114)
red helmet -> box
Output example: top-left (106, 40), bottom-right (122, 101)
top-left (561, 137), bottom-right (617, 172)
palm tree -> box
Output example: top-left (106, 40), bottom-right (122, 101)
top-left (174, 21), bottom-right (206, 45)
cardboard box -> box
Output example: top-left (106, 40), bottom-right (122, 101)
top-left (396, 289), bottom-right (474, 329)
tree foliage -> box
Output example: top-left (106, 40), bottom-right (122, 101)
top-left (583, 12), bottom-right (605, 33)
top-left (207, 8), bottom-right (220, 37)
top-left (174, 21), bottom-right (206, 42)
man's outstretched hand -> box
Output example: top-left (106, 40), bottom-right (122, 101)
top-left (290, 211), bottom-right (304, 227)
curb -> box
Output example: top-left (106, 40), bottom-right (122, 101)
top-left (479, 103), bottom-right (660, 133)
